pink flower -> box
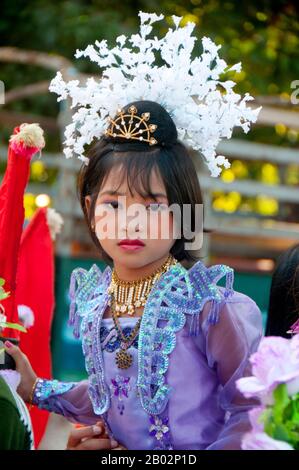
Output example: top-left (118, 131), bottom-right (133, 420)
top-left (242, 432), bottom-right (294, 450)
top-left (240, 398), bottom-right (295, 450)
top-left (236, 335), bottom-right (299, 403)
top-left (248, 407), bottom-right (265, 433)
top-left (244, 407), bottom-right (294, 449)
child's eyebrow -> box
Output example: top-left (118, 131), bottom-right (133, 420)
top-left (99, 190), bottom-right (167, 199)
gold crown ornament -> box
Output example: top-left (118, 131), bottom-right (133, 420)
top-left (105, 105), bottom-right (158, 146)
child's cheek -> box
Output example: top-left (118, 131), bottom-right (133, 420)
top-left (147, 211), bottom-right (173, 240)
top-left (94, 216), bottom-right (115, 241)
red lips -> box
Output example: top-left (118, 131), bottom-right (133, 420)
top-left (118, 239), bottom-right (145, 246)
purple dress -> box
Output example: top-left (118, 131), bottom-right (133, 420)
top-left (32, 260), bottom-right (263, 450)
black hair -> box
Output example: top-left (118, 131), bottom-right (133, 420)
top-left (265, 243), bottom-right (299, 338)
top-left (77, 100), bottom-right (204, 264)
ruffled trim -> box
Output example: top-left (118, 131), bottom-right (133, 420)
top-left (68, 263), bottom-right (109, 338)
top-left (187, 261), bottom-right (235, 336)
top-left (137, 262), bottom-right (197, 415)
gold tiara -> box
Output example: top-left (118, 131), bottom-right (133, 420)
top-left (105, 105), bottom-right (158, 146)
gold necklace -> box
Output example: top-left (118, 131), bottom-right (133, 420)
top-left (107, 254), bottom-right (177, 317)
top-left (108, 254), bottom-right (178, 369)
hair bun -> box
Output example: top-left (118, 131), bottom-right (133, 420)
top-left (107, 100), bottom-right (178, 147)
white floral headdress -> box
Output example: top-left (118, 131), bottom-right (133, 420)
top-left (49, 11), bottom-right (261, 177)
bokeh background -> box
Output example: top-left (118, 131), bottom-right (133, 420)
top-left (1, 1), bottom-right (299, 381)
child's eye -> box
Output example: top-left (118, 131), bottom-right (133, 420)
top-left (146, 203), bottom-right (167, 212)
top-left (104, 201), bottom-right (120, 209)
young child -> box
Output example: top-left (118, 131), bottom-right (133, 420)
top-left (5, 13), bottom-right (263, 450)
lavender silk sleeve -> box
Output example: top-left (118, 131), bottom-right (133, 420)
top-left (199, 291), bottom-right (263, 450)
top-left (32, 379), bottom-right (101, 425)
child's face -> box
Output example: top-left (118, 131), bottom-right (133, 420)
top-left (85, 166), bottom-right (176, 269)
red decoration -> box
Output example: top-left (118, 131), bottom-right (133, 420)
top-left (0, 125), bottom-right (42, 337)
top-left (16, 208), bottom-right (55, 447)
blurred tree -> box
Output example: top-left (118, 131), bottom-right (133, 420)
top-left (1, 0), bottom-right (299, 120)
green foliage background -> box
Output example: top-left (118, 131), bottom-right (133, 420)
top-left (1, 0), bottom-right (299, 127)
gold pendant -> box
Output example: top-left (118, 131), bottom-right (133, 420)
top-left (115, 350), bottom-right (133, 369)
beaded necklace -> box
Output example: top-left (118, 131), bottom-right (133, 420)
top-left (108, 254), bottom-right (177, 316)
top-left (109, 254), bottom-right (177, 369)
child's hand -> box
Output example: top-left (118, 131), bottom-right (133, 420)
top-left (4, 341), bottom-right (37, 402)
top-left (66, 421), bottom-right (120, 450)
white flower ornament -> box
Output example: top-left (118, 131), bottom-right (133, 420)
top-left (49, 11), bottom-right (261, 177)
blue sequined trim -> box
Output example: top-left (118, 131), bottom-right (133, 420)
top-left (137, 263), bottom-right (189, 415)
top-left (68, 263), bottom-right (112, 415)
top-left (86, 267), bottom-right (112, 415)
top-left (68, 263), bottom-right (108, 339)
top-left (137, 260), bottom-right (234, 415)
top-left (32, 378), bottom-right (76, 409)
top-left (188, 261), bottom-right (234, 333)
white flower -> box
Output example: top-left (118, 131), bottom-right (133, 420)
top-left (46, 208), bottom-right (64, 241)
top-left (116, 35), bottom-right (126, 47)
top-left (49, 11), bottom-right (261, 176)
top-left (228, 62), bottom-right (242, 73)
top-left (17, 305), bottom-right (35, 329)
